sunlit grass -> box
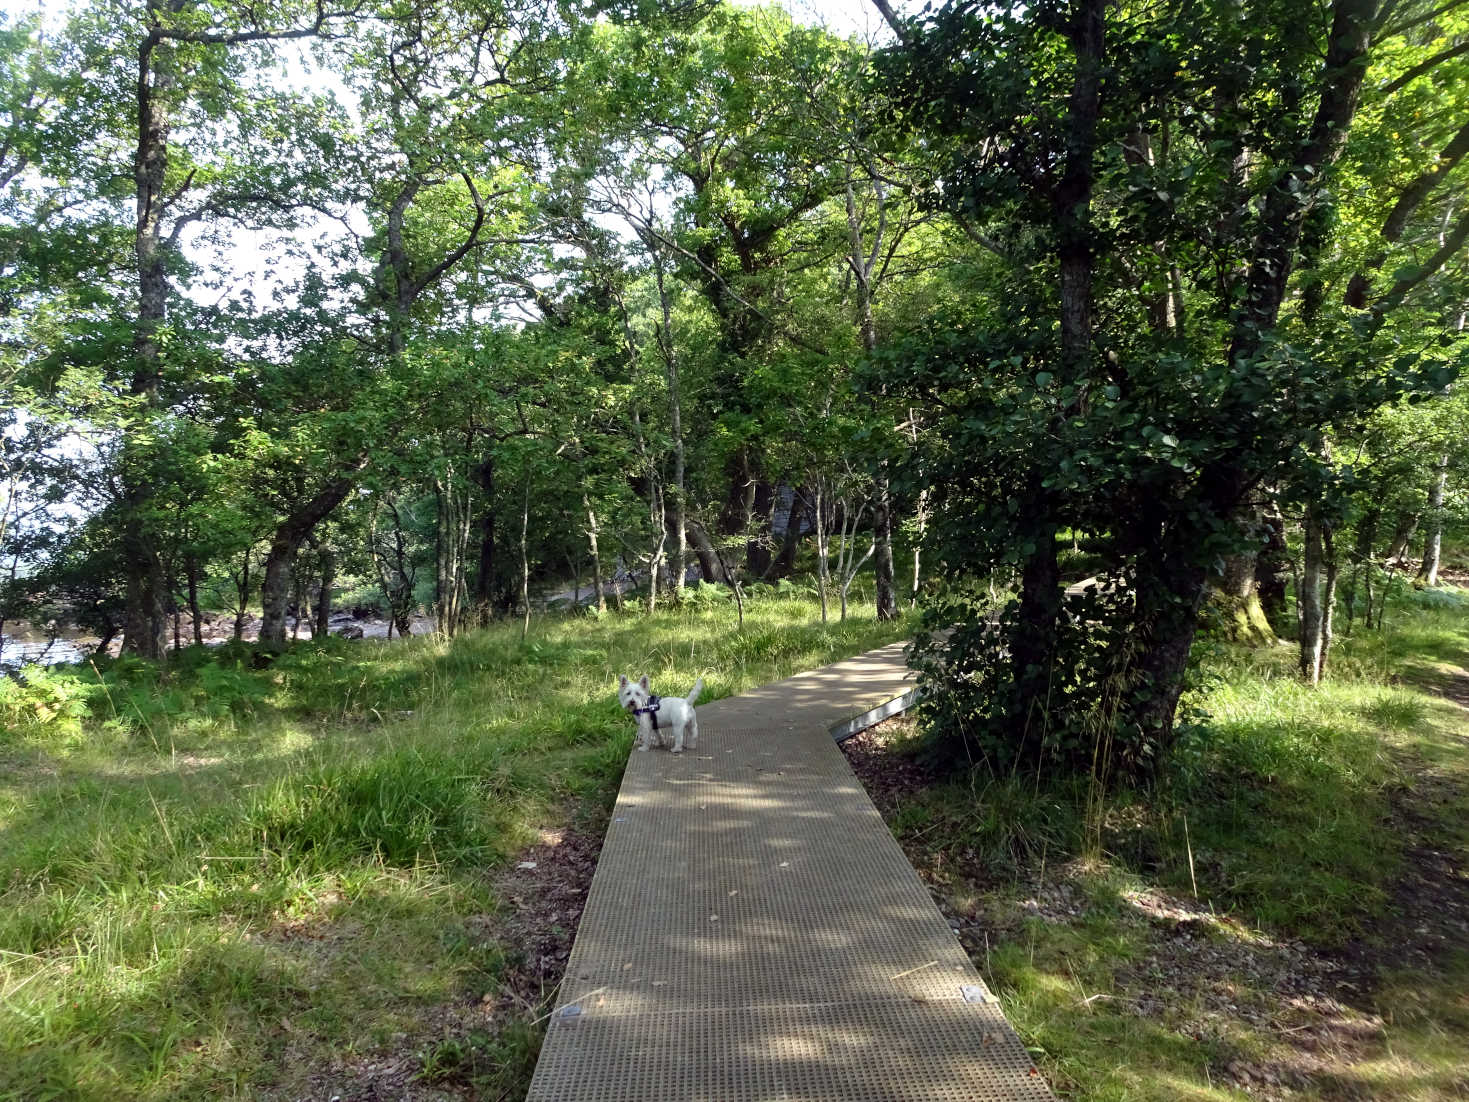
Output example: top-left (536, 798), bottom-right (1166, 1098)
top-left (0, 591), bottom-right (910, 1100)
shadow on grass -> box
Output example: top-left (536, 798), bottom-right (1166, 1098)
top-left (0, 868), bottom-right (540, 1101)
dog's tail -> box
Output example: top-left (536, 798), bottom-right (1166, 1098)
top-left (686, 677), bottom-right (704, 707)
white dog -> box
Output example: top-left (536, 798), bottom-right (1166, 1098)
top-left (618, 674), bottom-right (703, 753)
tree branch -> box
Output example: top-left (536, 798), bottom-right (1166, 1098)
top-left (152, 0), bottom-right (364, 45)
top-left (1345, 117), bottom-right (1469, 306)
top-left (865, 0), bottom-right (912, 45)
top-left (1376, 38), bottom-right (1469, 98)
top-left (1371, 204), bottom-right (1469, 315)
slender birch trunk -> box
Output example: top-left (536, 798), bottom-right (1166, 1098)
top-left (584, 495), bottom-right (606, 613)
top-left (520, 474), bottom-right (531, 642)
top-left (649, 242), bottom-right (687, 600)
top-left (1416, 452), bottom-right (1448, 587)
top-left (1299, 506), bottom-right (1325, 685)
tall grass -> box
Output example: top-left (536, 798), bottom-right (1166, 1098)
top-left (0, 592), bottom-right (909, 1100)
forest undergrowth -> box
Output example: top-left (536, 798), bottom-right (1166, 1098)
top-left (843, 585), bottom-right (1469, 1101)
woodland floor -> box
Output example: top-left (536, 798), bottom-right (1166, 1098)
top-left (840, 649), bottom-right (1469, 1101)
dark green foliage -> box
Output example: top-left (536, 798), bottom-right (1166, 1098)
top-left (868, 0), bottom-right (1468, 780)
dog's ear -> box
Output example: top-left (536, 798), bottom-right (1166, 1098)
top-left (639, 675), bottom-right (649, 690)
top-left (618, 674), bottom-right (628, 687)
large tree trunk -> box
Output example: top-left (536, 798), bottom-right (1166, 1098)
top-left (747, 480), bottom-right (776, 578)
top-left (1130, 545), bottom-right (1210, 754)
top-left (259, 476), bottom-right (357, 648)
top-left (1004, 0), bottom-right (1106, 738)
top-left (771, 488), bottom-right (806, 578)
top-left (1416, 452), bottom-right (1448, 586)
top-left (120, 29), bottom-right (174, 661)
top-left (1210, 514), bottom-right (1276, 645)
top-left (688, 521), bottom-right (726, 584)
top-left (1255, 505), bottom-right (1290, 630)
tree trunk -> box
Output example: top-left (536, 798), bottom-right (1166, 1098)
top-left (688, 521), bottom-right (726, 584)
top-left (843, 171), bottom-right (900, 620)
top-left (434, 467), bottom-right (471, 637)
top-left (1230, 0), bottom-right (1378, 364)
top-left (291, 572), bottom-right (304, 641)
top-left (872, 478), bottom-right (898, 620)
top-left (316, 549), bottom-right (334, 640)
top-left (813, 481), bottom-right (830, 623)
top-left (1319, 522), bottom-right (1339, 679)
top-left (649, 243), bottom-right (688, 600)
top-left (1211, 533), bottom-right (1276, 645)
top-left (368, 500), bottom-right (416, 640)
top-left (584, 496), bottom-right (606, 613)
top-left (834, 496), bottom-right (867, 622)
top-left (1343, 506), bottom-right (1378, 634)
top-left (1011, 520), bottom-right (1063, 740)
top-left (233, 550), bottom-right (250, 641)
top-left (520, 473), bottom-right (531, 642)
top-left (772, 488), bottom-right (806, 578)
top-left (120, 29), bottom-right (174, 662)
top-left (261, 549), bottom-right (295, 651)
top-left (1129, 547), bottom-right (1211, 754)
top-left (1416, 452), bottom-right (1448, 586)
top-left (1255, 506), bottom-right (1290, 630)
top-left (1386, 512), bottom-right (1420, 563)
top-left (1299, 506), bottom-right (1325, 684)
top-left (187, 555), bottom-right (203, 646)
top-left (474, 455), bottom-right (496, 626)
top-left (747, 480), bottom-right (776, 578)
top-left (259, 475), bottom-right (358, 648)
top-left (910, 488), bottom-right (929, 608)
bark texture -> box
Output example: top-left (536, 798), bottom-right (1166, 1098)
top-left (259, 476), bottom-right (357, 648)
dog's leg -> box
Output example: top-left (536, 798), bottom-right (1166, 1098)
top-left (686, 715), bottom-right (698, 749)
top-left (637, 719), bottom-right (653, 751)
top-left (671, 721), bottom-right (684, 754)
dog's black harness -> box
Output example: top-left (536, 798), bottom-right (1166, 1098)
top-left (633, 695), bottom-right (663, 727)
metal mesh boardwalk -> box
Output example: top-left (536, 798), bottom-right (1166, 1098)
top-left (526, 642), bottom-right (1055, 1102)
